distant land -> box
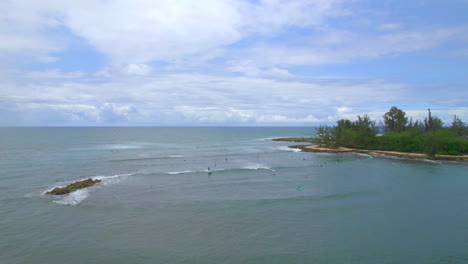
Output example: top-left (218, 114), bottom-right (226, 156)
top-left (274, 107), bottom-right (468, 161)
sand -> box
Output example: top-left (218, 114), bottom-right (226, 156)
top-left (279, 141), bottom-right (468, 161)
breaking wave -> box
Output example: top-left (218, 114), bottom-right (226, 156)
top-left (243, 163), bottom-right (275, 171)
top-left (53, 189), bottom-right (90, 205)
top-left (109, 155), bottom-right (184, 162)
top-left (166, 170), bottom-right (195, 175)
top-left (164, 164), bottom-right (275, 175)
top-left (278, 146), bottom-right (301, 152)
top-left (166, 168), bottom-right (227, 175)
top-left (353, 153), bottom-right (373, 158)
top-left (73, 144), bottom-right (143, 151)
top-left (44, 173), bottom-right (135, 205)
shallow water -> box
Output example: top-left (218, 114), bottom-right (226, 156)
top-left (1, 127), bottom-right (467, 264)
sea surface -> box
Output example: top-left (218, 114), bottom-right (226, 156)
top-left (0, 127), bottom-right (467, 264)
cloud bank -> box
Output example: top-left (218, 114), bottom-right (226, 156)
top-left (0, 0), bottom-right (467, 125)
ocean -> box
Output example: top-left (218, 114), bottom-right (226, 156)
top-left (0, 127), bottom-right (467, 264)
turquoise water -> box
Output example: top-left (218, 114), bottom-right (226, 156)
top-left (1, 127), bottom-right (467, 264)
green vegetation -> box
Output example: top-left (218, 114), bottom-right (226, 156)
top-left (316, 107), bottom-right (467, 156)
top-left (383, 106), bottom-right (407, 133)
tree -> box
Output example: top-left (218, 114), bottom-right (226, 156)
top-left (450, 115), bottom-right (466, 137)
top-left (424, 109), bottom-right (443, 131)
top-left (316, 125), bottom-right (336, 148)
top-left (336, 119), bottom-right (353, 130)
top-left (354, 114), bottom-right (377, 133)
top-left (383, 106), bottom-right (408, 133)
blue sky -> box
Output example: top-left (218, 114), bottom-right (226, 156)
top-left (0, 0), bottom-right (467, 126)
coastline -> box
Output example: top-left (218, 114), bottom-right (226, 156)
top-left (274, 138), bottom-right (468, 161)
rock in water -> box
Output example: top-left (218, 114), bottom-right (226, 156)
top-left (46, 178), bottom-right (101, 195)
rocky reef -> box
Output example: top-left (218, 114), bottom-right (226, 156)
top-left (46, 178), bottom-right (101, 195)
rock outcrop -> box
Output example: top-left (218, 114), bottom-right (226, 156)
top-left (46, 178), bottom-right (101, 195)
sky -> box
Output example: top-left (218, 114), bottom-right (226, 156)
top-left (0, 0), bottom-right (467, 126)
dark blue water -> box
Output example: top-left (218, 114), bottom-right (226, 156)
top-left (1, 127), bottom-right (467, 264)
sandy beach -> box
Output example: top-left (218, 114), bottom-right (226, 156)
top-left (275, 139), bottom-right (468, 161)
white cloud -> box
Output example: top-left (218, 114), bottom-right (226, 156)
top-left (123, 64), bottom-right (153, 76)
top-left (257, 114), bottom-right (320, 123)
top-left (60, 0), bottom-right (244, 63)
top-left (22, 103), bottom-right (100, 123)
top-left (0, 0), bottom-right (66, 63)
top-left (0, 0), bottom-right (352, 65)
top-left (2, 68), bottom-right (466, 125)
top-left (227, 60), bottom-right (294, 78)
top-left (25, 69), bottom-right (84, 80)
top-left (15, 102), bottom-right (141, 124)
top-left (240, 0), bottom-right (348, 34)
top-left (0, 31), bottom-right (62, 65)
top-left (1, 0), bottom-right (467, 71)
top-left (227, 26), bottom-right (468, 67)
top-left (175, 106), bottom-right (255, 123)
top-left (0, 1), bottom-right (467, 126)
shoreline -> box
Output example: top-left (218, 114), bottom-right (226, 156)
top-left (274, 138), bottom-right (468, 161)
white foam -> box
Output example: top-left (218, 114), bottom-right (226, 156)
top-left (166, 168), bottom-right (226, 175)
top-left (278, 146), bottom-right (301, 152)
top-left (74, 144), bottom-right (142, 151)
top-left (102, 144), bottom-right (141, 150)
top-left (23, 193), bottom-right (36, 198)
top-left (168, 155), bottom-right (184, 158)
top-left (354, 153), bottom-right (373, 158)
top-left (204, 168), bottom-right (225, 172)
top-left (167, 170), bottom-right (193, 175)
top-left (92, 173), bottom-right (133, 185)
top-left (243, 163), bottom-right (275, 171)
top-left (53, 189), bottom-right (90, 205)
top-left (422, 159), bottom-right (442, 164)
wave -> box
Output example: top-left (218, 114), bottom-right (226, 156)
top-left (102, 144), bottom-right (141, 150)
top-left (109, 155), bottom-right (184, 162)
top-left (166, 170), bottom-right (195, 175)
top-left (278, 146), bottom-right (301, 152)
top-left (243, 163), bottom-right (275, 171)
top-left (53, 189), bottom-right (90, 205)
top-left (421, 159), bottom-right (442, 164)
top-left (375, 154), bottom-right (444, 164)
top-left (73, 144), bottom-right (142, 151)
top-left (353, 153), bottom-right (373, 158)
top-left (164, 164), bottom-right (275, 175)
top-left (92, 173), bottom-right (134, 184)
top-left (166, 168), bottom-right (227, 175)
